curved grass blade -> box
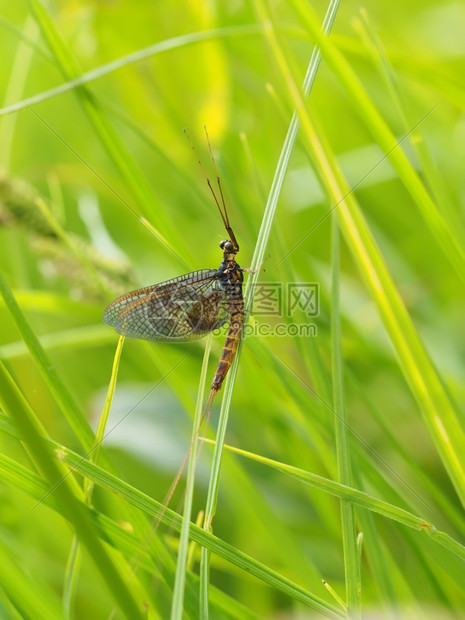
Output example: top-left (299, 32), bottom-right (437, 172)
top-left (29, 0), bottom-right (190, 267)
top-left (0, 448), bottom-right (258, 620)
top-left (0, 413), bottom-right (343, 618)
top-left (290, 0), bottom-right (465, 286)
top-left (0, 361), bottom-right (144, 620)
top-left (256, 0), bottom-right (465, 508)
top-left (200, 0), bottom-right (342, 613)
top-left (208, 440), bottom-right (465, 564)
top-left (0, 25), bottom-right (261, 117)
top-left (0, 271), bottom-right (96, 451)
top-left (171, 334), bottom-right (212, 619)
top-left (64, 335), bottom-right (125, 616)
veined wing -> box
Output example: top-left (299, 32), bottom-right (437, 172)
top-left (103, 269), bottom-right (229, 342)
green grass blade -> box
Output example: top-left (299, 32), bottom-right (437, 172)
top-left (0, 446), bottom-right (255, 620)
top-left (0, 271), bottom-right (97, 449)
top-left (354, 10), bottom-right (465, 250)
top-left (62, 536), bottom-right (82, 619)
top-left (255, 0), bottom-right (465, 507)
top-left (0, 281), bottom-right (171, 607)
top-left (331, 214), bottom-right (360, 615)
top-left (29, 0), bottom-right (189, 267)
top-left (291, 0), bottom-right (465, 287)
top-left (348, 372), bottom-right (465, 536)
top-left (64, 334), bottom-right (125, 615)
top-left (199, 1), bottom-right (342, 612)
top-left (171, 334), bottom-right (212, 620)
top-left (212, 440), bottom-right (465, 564)
top-left (244, 0), bottom-right (341, 307)
top-left (0, 324), bottom-right (114, 359)
top-left (0, 361), bottom-right (144, 619)
top-left (323, 580), bottom-right (347, 612)
top-left (0, 24), bottom-right (262, 116)
top-left (0, 538), bottom-right (64, 620)
top-left (0, 15), bottom-right (39, 171)
top-left (87, 334), bottom-right (125, 481)
top-left (0, 413), bottom-right (343, 618)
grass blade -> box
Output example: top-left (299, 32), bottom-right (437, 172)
top-left (255, 0), bottom-right (465, 507)
top-left (291, 0), bottom-right (465, 286)
top-left (63, 334), bottom-right (125, 616)
top-left (0, 413), bottom-right (343, 618)
top-left (331, 214), bottom-right (360, 615)
top-left (171, 334), bottom-right (212, 619)
top-left (199, 1), bottom-right (342, 612)
top-left (29, 0), bottom-right (189, 266)
top-left (0, 271), bottom-right (95, 450)
top-left (0, 361), bottom-right (144, 619)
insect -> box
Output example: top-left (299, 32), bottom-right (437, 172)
top-left (103, 128), bottom-right (254, 402)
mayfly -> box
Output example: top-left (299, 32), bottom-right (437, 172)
top-left (103, 128), bottom-right (255, 411)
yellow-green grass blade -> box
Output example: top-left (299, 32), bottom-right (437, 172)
top-left (0, 413), bottom-right (343, 619)
top-left (171, 334), bottom-right (212, 620)
top-left (290, 0), bottom-right (465, 287)
top-left (0, 24), bottom-right (263, 117)
top-left (254, 0), bottom-right (465, 507)
top-left (331, 214), bottom-right (360, 615)
top-left (199, 1), bottom-right (343, 613)
top-left (0, 15), bottom-right (40, 171)
top-left (210, 440), bottom-right (465, 564)
top-left (0, 271), bottom-right (97, 451)
top-left (29, 0), bottom-right (189, 268)
top-left (0, 537), bottom-right (64, 620)
top-left (64, 334), bottom-right (125, 615)
top-left (0, 361), bottom-right (144, 619)
top-left (0, 448), bottom-right (259, 620)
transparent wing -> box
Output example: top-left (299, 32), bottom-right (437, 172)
top-left (103, 269), bottom-right (229, 342)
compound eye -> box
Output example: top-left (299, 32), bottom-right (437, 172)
top-left (220, 240), bottom-right (235, 252)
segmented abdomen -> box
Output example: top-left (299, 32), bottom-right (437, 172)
top-left (211, 297), bottom-right (244, 393)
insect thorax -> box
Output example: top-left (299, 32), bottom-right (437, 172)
top-left (217, 258), bottom-right (243, 299)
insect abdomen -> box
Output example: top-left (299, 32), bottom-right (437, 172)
top-left (211, 301), bottom-right (244, 393)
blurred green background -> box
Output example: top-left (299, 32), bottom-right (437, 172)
top-left (0, 0), bottom-right (464, 618)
